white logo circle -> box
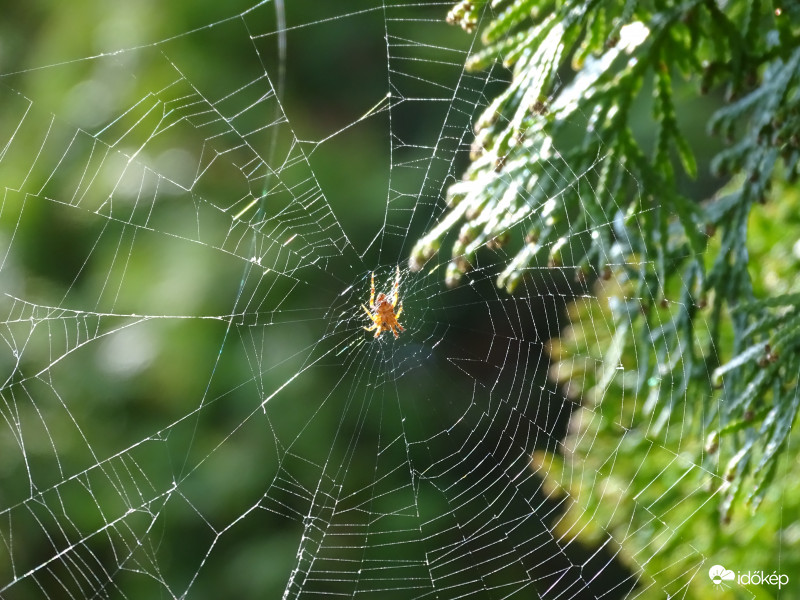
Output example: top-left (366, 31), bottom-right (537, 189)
top-left (708, 564), bottom-right (735, 584)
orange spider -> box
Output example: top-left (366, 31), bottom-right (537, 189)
top-left (362, 266), bottom-right (405, 339)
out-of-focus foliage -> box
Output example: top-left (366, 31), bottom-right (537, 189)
top-left (0, 2), bottom-right (430, 597)
top-left (538, 193), bottom-right (800, 594)
top-left (420, 0), bottom-right (800, 516)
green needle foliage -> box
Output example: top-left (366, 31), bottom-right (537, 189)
top-left (413, 0), bottom-right (800, 521)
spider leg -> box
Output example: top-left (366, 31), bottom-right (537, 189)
top-left (395, 303), bottom-right (403, 320)
top-left (362, 305), bottom-right (380, 336)
top-left (370, 272), bottom-right (376, 309)
top-left (391, 265), bottom-right (400, 307)
top-left (390, 317), bottom-right (405, 338)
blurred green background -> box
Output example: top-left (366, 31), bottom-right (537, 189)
top-left (0, 1), bottom-right (795, 599)
top-left (0, 1), bottom-right (551, 597)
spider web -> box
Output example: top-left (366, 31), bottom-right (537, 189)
top-left (0, 1), bottom-right (788, 599)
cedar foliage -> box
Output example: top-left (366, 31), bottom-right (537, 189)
top-left (413, 0), bottom-right (800, 516)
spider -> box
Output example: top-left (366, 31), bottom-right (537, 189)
top-left (362, 266), bottom-right (405, 339)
